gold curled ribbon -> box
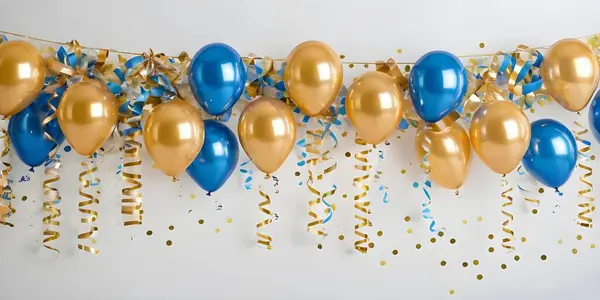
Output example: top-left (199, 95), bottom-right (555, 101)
top-left (516, 165), bottom-right (541, 212)
top-left (78, 157), bottom-right (99, 254)
top-left (500, 176), bottom-right (515, 251)
top-left (242, 55), bottom-right (274, 99)
top-left (121, 122), bottom-right (143, 226)
top-left (0, 126), bottom-right (14, 227)
top-left (41, 93), bottom-right (62, 253)
top-left (573, 121), bottom-right (594, 228)
top-left (353, 134), bottom-right (372, 253)
top-left (257, 175), bottom-right (273, 250)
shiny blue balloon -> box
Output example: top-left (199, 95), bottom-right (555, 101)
top-left (8, 90), bottom-right (65, 167)
top-left (409, 51), bottom-right (467, 123)
top-left (522, 119), bottom-right (577, 188)
top-left (589, 93), bottom-right (600, 143)
top-left (186, 120), bottom-right (239, 194)
top-left (189, 43), bottom-right (247, 116)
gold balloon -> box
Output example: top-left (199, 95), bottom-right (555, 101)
top-left (346, 72), bottom-right (403, 145)
top-left (416, 123), bottom-right (471, 190)
top-left (470, 101), bottom-right (530, 175)
top-left (238, 97), bottom-right (296, 174)
top-left (0, 40), bottom-right (46, 116)
top-left (58, 79), bottom-right (118, 157)
top-left (143, 98), bottom-right (205, 177)
top-left (541, 38), bottom-right (600, 112)
top-left (284, 41), bottom-right (343, 116)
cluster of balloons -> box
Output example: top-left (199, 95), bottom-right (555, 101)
top-left (1, 37), bottom-right (600, 195)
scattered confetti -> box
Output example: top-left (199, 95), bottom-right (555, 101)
top-left (572, 248), bottom-right (578, 255)
top-left (488, 247), bottom-right (495, 253)
top-left (514, 255), bottom-right (520, 261)
top-left (407, 228), bottom-right (413, 234)
top-left (416, 244), bottom-right (422, 249)
top-left (462, 262), bottom-right (468, 267)
top-left (488, 234), bottom-right (494, 240)
top-left (377, 230), bottom-right (383, 237)
top-left (64, 145), bottom-right (72, 152)
top-left (215, 228), bottom-right (220, 233)
top-left (450, 238), bottom-right (456, 244)
top-left (190, 194), bottom-right (196, 199)
top-left (479, 42), bottom-right (486, 48)
top-left (380, 260), bottom-right (386, 266)
top-left (226, 218), bottom-right (232, 224)
top-left (473, 260), bottom-right (479, 266)
top-left (477, 216), bottom-right (483, 222)
top-left (441, 260), bottom-right (447, 266)
top-left (404, 216), bottom-right (411, 222)
top-left (317, 244), bottom-right (323, 249)
top-left (449, 290), bottom-right (455, 295)
top-left (577, 235), bottom-right (583, 240)
top-left (501, 264), bottom-right (507, 270)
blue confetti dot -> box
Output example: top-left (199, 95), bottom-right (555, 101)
top-left (413, 182), bottom-right (419, 188)
top-left (64, 145), bottom-right (72, 152)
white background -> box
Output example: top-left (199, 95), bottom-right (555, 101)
top-left (2, 1), bottom-right (600, 299)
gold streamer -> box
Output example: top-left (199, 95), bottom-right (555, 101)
top-left (121, 123), bottom-right (143, 226)
top-left (0, 127), bottom-right (14, 227)
top-left (500, 176), bottom-right (515, 251)
top-left (257, 175), bottom-right (273, 249)
top-left (353, 134), bottom-right (372, 253)
top-left (41, 93), bottom-right (62, 253)
top-left (516, 165), bottom-right (541, 212)
top-left (573, 121), bottom-right (595, 228)
top-left (78, 157), bottom-right (100, 254)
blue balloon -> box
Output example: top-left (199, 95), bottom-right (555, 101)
top-left (409, 51), bottom-right (467, 123)
top-left (589, 93), bottom-right (600, 143)
top-left (8, 90), bottom-right (65, 167)
top-left (186, 120), bottom-right (239, 194)
top-left (189, 43), bottom-right (247, 116)
top-left (522, 119), bottom-right (577, 188)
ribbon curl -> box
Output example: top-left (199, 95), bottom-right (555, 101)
top-left (573, 121), bottom-right (594, 228)
top-left (500, 176), bottom-right (515, 251)
top-left (516, 165), bottom-right (541, 213)
top-left (353, 135), bottom-right (372, 253)
top-left (78, 156), bottom-right (100, 254)
top-left (257, 176), bottom-right (273, 250)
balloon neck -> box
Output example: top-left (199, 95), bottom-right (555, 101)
top-left (502, 174), bottom-right (507, 178)
top-left (171, 176), bottom-right (177, 182)
top-left (454, 190), bottom-right (460, 196)
top-left (206, 192), bottom-right (212, 197)
top-left (264, 174), bottom-right (271, 180)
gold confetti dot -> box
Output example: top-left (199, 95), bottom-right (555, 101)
top-left (317, 244), bottom-right (323, 249)
top-left (558, 239), bottom-right (563, 244)
top-left (294, 171), bottom-right (300, 176)
top-left (450, 238), bottom-right (456, 244)
top-left (501, 264), bottom-right (507, 270)
top-left (591, 244), bottom-right (596, 249)
top-left (541, 255), bottom-right (547, 261)
top-left (530, 108), bottom-right (535, 113)
top-left (477, 216), bottom-right (483, 222)
top-left (473, 259), bottom-right (479, 266)
top-left (396, 49), bottom-right (402, 54)
top-left (168, 225), bottom-right (174, 230)
top-left (198, 219), bottom-right (204, 225)
top-left (146, 230), bottom-right (153, 236)
top-left (190, 194), bottom-right (196, 199)
top-left (514, 255), bottom-right (520, 261)
top-left (215, 228), bottom-right (220, 233)
top-left (532, 209), bottom-right (538, 214)
top-left (479, 42), bottom-right (485, 48)
top-left (591, 155), bottom-right (596, 160)
top-left (404, 65), bottom-right (411, 72)
top-left (363, 64), bottom-right (369, 68)
top-left (538, 188), bottom-right (544, 193)
top-left (342, 194), bottom-right (347, 198)
top-left (21, 196), bottom-right (27, 201)
top-left (345, 152), bottom-right (351, 158)
top-left (437, 231), bottom-right (445, 237)
top-left (577, 234), bottom-right (583, 240)
top-left (488, 247), bottom-right (495, 253)
top-left (521, 237), bottom-right (527, 243)
top-left (392, 249), bottom-right (399, 255)
top-left (340, 54), bottom-right (346, 59)
top-left (449, 290), bottom-right (455, 295)
top-left (404, 216), bottom-right (411, 222)
top-left (416, 244), bottom-right (422, 249)
top-left (407, 228), bottom-right (413, 234)
top-left (488, 234), bottom-right (494, 240)
top-left (226, 218), bottom-right (232, 224)
top-left (380, 260), bottom-right (386, 266)
top-left (368, 242), bottom-right (375, 248)
top-left (401, 169), bottom-right (406, 174)
top-left (441, 260), bottom-right (447, 266)
top-left (477, 274), bottom-right (483, 280)
top-left (462, 262), bottom-right (468, 267)
top-left (462, 219), bottom-right (468, 225)
top-left (341, 132), bottom-right (348, 137)
top-left (572, 248), bottom-right (578, 255)
top-left (430, 237), bottom-right (436, 243)
top-left (338, 235), bottom-right (344, 241)
top-left (166, 240), bottom-right (172, 246)
top-left (377, 231), bottom-right (383, 237)
top-left (349, 64), bottom-right (354, 68)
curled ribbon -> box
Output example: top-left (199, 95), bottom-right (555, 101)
top-left (417, 131), bottom-right (436, 232)
top-left (353, 135), bottom-right (372, 253)
top-left (0, 126), bottom-right (14, 227)
top-left (516, 165), bottom-right (541, 213)
top-left (257, 175), bottom-right (273, 250)
top-left (78, 156), bottom-right (100, 254)
top-left (500, 176), bottom-right (515, 251)
top-left (573, 121), bottom-right (594, 228)
top-left (121, 128), bottom-right (142, 226)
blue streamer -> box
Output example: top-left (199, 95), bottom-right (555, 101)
top-left (240, 160), bottom-right (253, 191)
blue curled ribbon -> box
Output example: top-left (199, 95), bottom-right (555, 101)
top-left (240, 160), bottom-right (253, 191)
top-left (322, 184), bottom-right (336, 224)
top-left (420, 177), bottom-right (435, 232)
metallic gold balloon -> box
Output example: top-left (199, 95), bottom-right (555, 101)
top-left (143, 98), bottom-right (205, 177)
top-left (58, 79), bottom-right (118, 156)
top-left (470, 101), bottom-right (531, 175)
top-left (415, 123), bottom-right (471, 190)
top-left (541, 38), bottom-right (600, 112)
top-left (0, 40), bottom-right (46, 116)
top-left (284, 41), bottom-right (343, 116)
top-left (346, 72), bottom-right (403, 145)
top-left (238, 97), bottom-right (296, 174)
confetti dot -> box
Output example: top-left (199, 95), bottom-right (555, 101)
top-left (462, 262), bottom-right (468, 267)
top-left (462, 220), bottom-right (468, 225)
top-left (412, 182), bottom-right (419, 188)
top-left (345, 152), bottom-right (351, 158)
top-left (488, 247), bottom-right (495, 253)
top-left (190, 194), bottom-right (196, 199)
top-left (404, 65), bottom-right (411, 72)
top-left (538, 188), bottom-right (544, 193)
top-left (449, 290), bottom-right (455, 295)
top-left (349, 64), bottom-right (354, 68)
top-left (168, 225), bottom-right (174, 230)
top-left (591, 244), bottom-right (596, 249)
top-left (415, 244), bottom-right (422, 249)
top-left (476, 274), bottom-right (483, 280)
top-left (437, 231), bottom-right (445, 237)
top-left (64, 145), bottom-right (72, 152)
top-left (342, 194), bottom-right (347, 198)
top-left (488, 234), bottom-right (494, 240)
top-left (377, 231), bottom-right (383, 237)
top-left (363, 64), bottom-right (369, 68)
top-left (340, 54), bottom-right (346, 59)
top-left (541, 255), bottom-right (547, 261)
top-left (521, 237), bottom-right (527, 243)
top-left (294, 171), bottom-right (300, 176)
top-left (146, 230), bottom-right (153, 236)
top-left (341, 132), bottom-right (348, 137)
top-left (430, 237), bottom-right (436, 243)
top-left (479, 42), bottom-right (485, 48)
top-left (477, 216), bottom-right (483, 222)
top-left (401, 169), bottom-right (406, 174)
top-left (21, 196), bottom-right (27, 201)
top-left (215, 228), bottom-right (220, 233)
top-left (368, 242), bottom-right (375, 248)
top-left (450, 238), bottom-right (456, 244)
top-left (198, 219), bottom-right (205, 225)
top-left (530, 108), bottom-right (535, 113)
top-left (577, 235), bottom-right (583, 240)
top-left (473, 259), bottom-right (479, 266)
top-left (380, 260), bottom-right (386, 266)
top-left (407, 228), bottom-right (413, 234)
top-left (558, 239), bottom-right (563, 244)
top-left (592, 155), bottom-right (596, 160)
top-left (572, 248), bottom-right (578, 255)
top-left (317, 244), bottom-right (323, 249)
top-left (396, 49), bottom-right (402, 54)
top-left (338, 235), bottom-right (344, 241)
top-left (514, 255), bottom-right (520, 261)
top-left (404, 216), bottom-right (411, 222)
top-left (441, 260), bottom-right (447, 266)
top-left (166, 240), bottom-right (172, 246)
top-left (226, 218), bottom-right (232, 224)
top-left (501, 264), bottom-right (507, 270)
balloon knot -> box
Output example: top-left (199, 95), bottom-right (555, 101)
top-left (502, 174), bottom-right (507, 178)
top-left (206, 192), bottom-right (212, 196)
top-left (555, 187), bottom-right (563, 196)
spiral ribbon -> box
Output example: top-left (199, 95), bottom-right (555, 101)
top-left (573, 121), bottom-right (594, 228)
top-left (78, 156), bottom-right (100, 254)
top-left (0, 126), bottom-right (14, 227)
top-left (257, 175), bottom-right (273, 250)
top-left (500, 176), bottom-right (515, 251)
top-left (121, 127), bottom-right (143, 226)
top-left (516, 165), bottom-right (541, 212)
top-left (353, 135), bottom-right (372, 253)
top-left (417, 131), bottom-right (436, 232)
